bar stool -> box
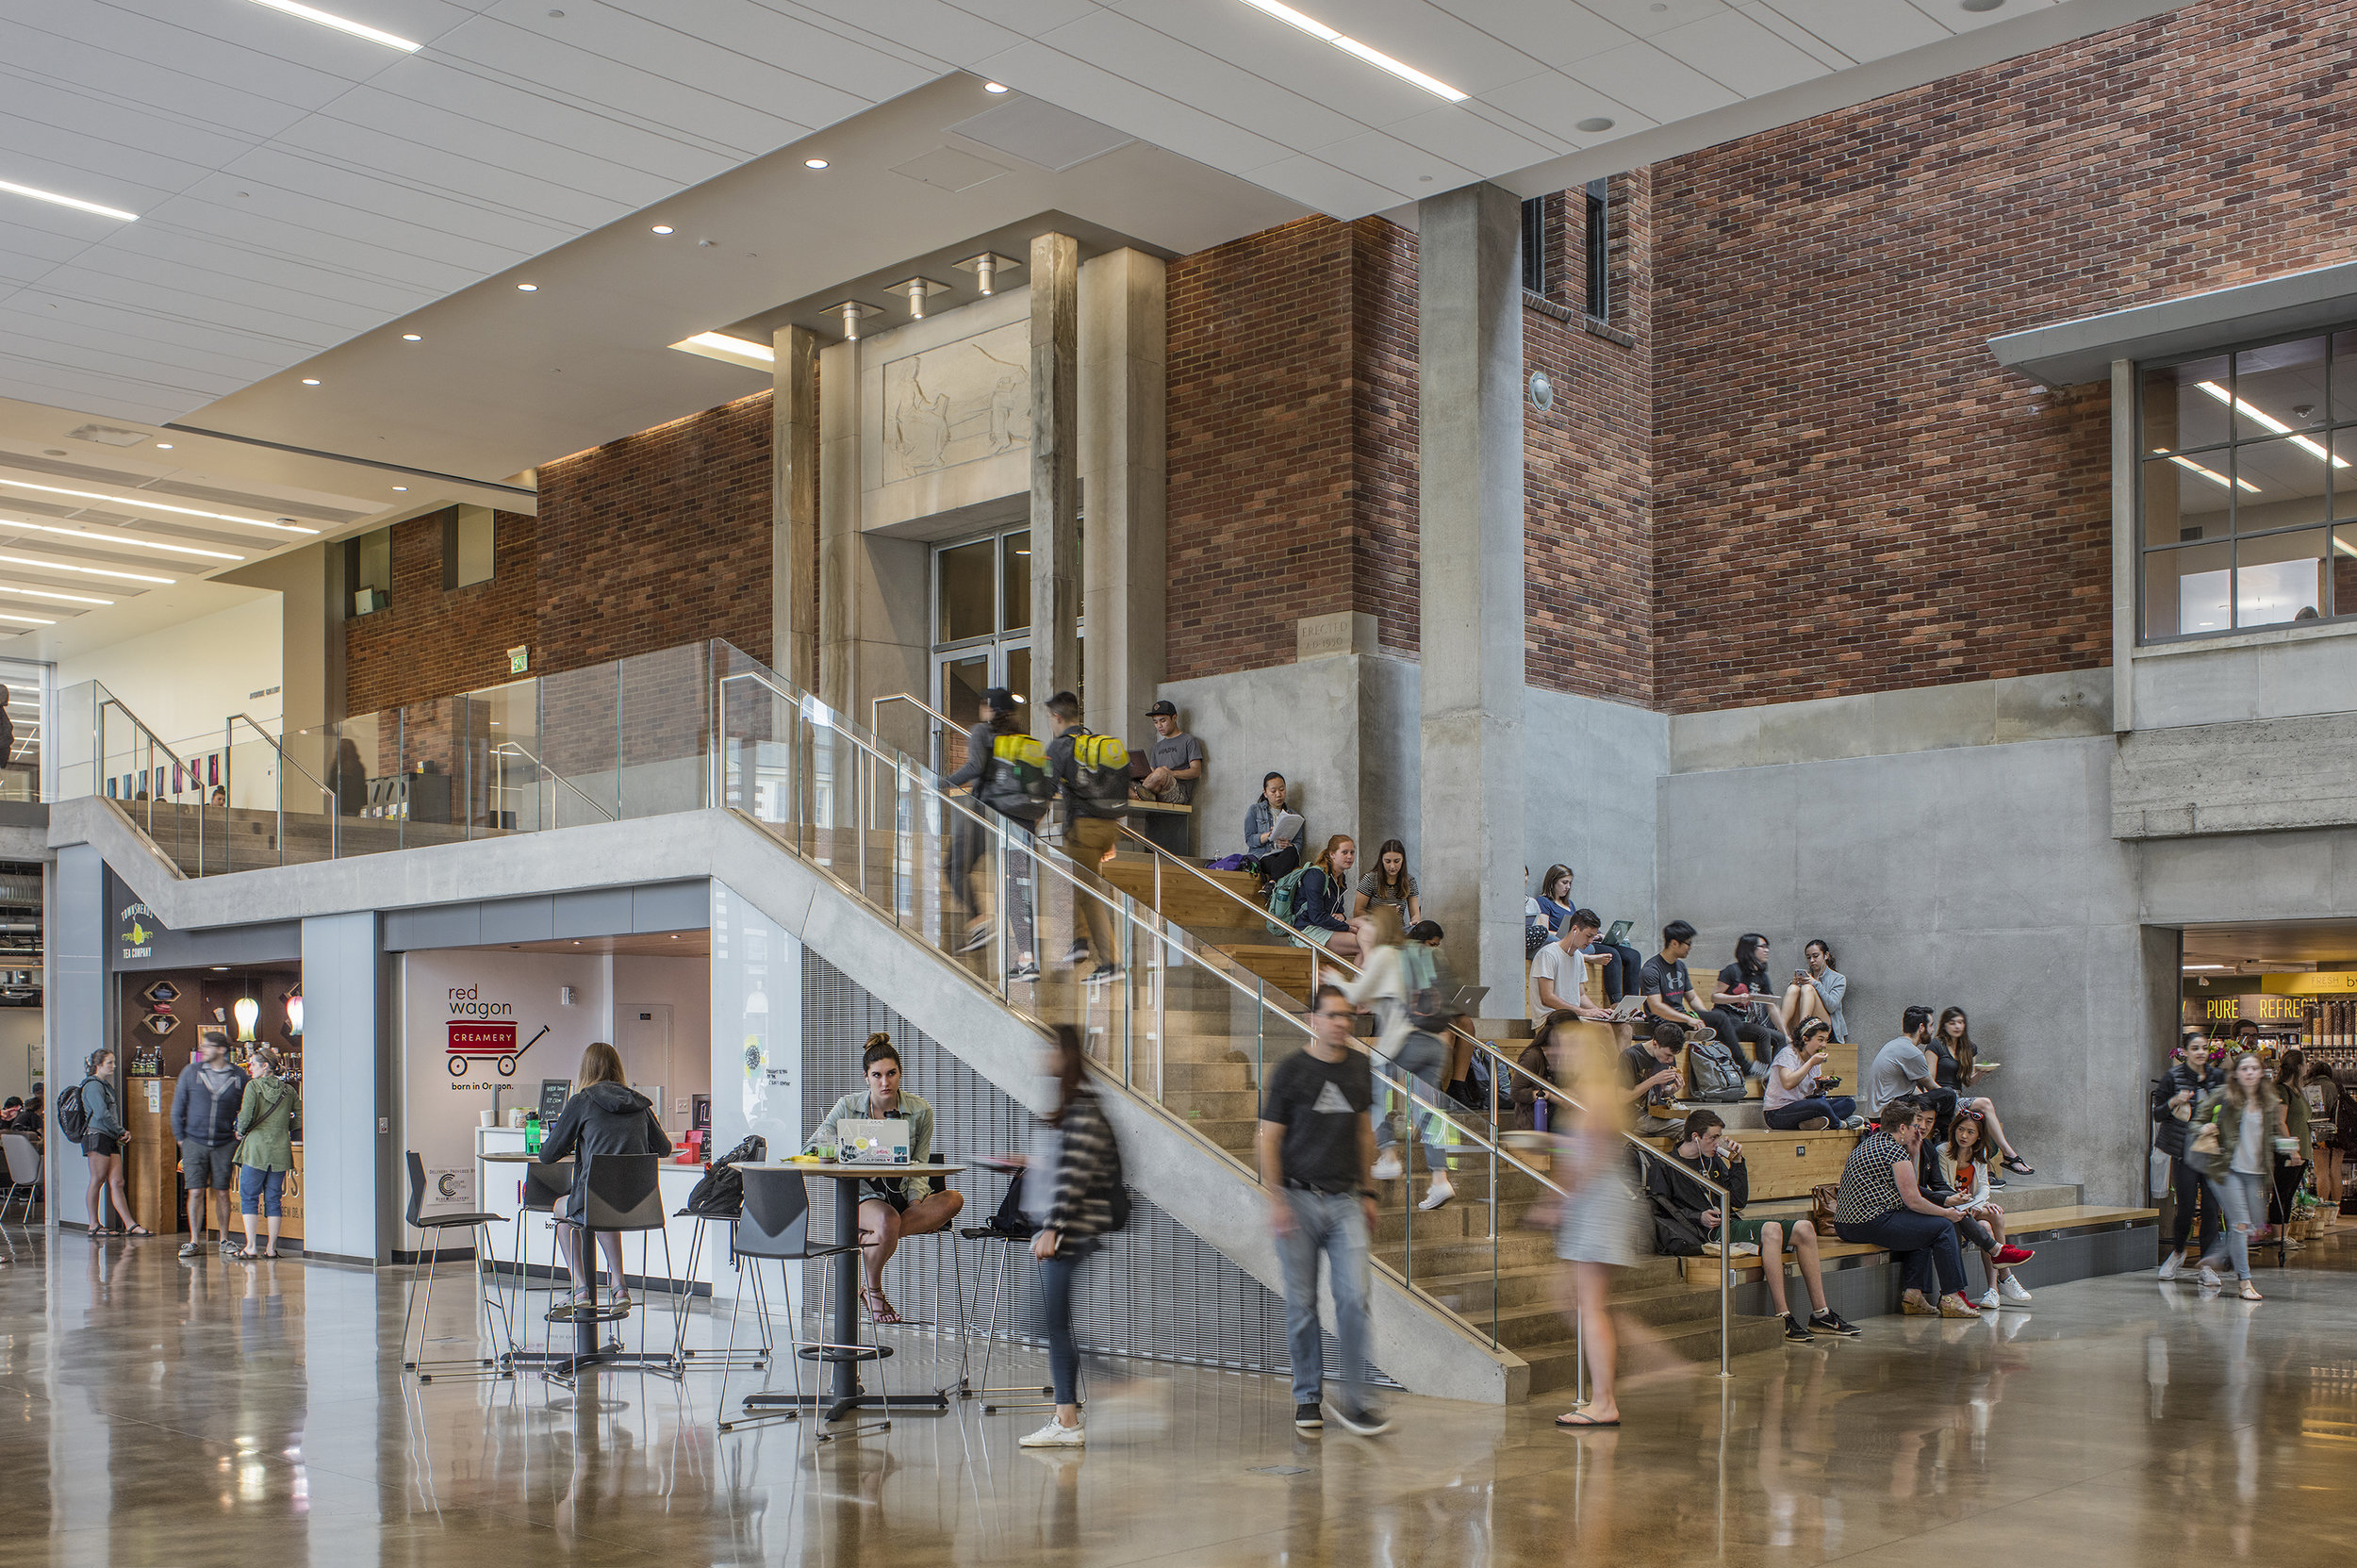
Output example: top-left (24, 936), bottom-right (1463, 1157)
top-left (865, 1172), bottom-right (976, 1399)
top-left (717, 1165), bottom-right (865, 1438)
top-left (960, 1221), bottom-right (1059, 1414)
top-left (400, 1150), bottom-right (513, 1383)
top-left (674, 1199), bottom-right (772, 1371)
top-left (544, 1151), bottom-right (685, 1381)
top-left (511, 1160), bottom-right (574, 1366)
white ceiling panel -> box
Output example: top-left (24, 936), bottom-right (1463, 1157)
top-left (3, 292), bottom-right (304, 371)
top-left (325, 82), bottom-right (722, 194)
top-left (1310, 130), bottom-right (1477, 199)
top-left (0, 85), bottom-right (257, 174)
top-left (1315, 0), bottom-right (1573, 95)
top-left (1580, 0), bottom-right (1736, 38)
top-left (970, 41), bottom-right (1294, 173)
top-left (1382, 104), bottom-right (1563, 171)
top-left (1935, 0), bottom-right (2058, 34)
top-left (783, 0), bottom-right (1007, 62)
top-left (39, 259), bottom-right (395, 344)
top-left (6, 7), bottom-right (362, 114)
top-left (0, 360), bottom-right (194, 425)
top-left (1048, 10), bottom-right (1366, 152)
top-left (172, 169), bottom-right (540, 281)
top-left (1482, 72), bottom-right (1652, 145)
top-left (221, 148), bottom-right (575, 261)
top-left (1652, 11), bottom-right (1829, 97)
top-left (1564, 41), bottom-right (1743, 121)
top-left (107, 224), bottom-right (433, 319)
top-left (0, 311), bottom-right (280, 385)
top-left (1763, 0), bottom-right (1943, 63)
top-left (1427, 1), bottom-right (1639, 73)
top-left (0, 327), bottom-right (246, 401)
top-left (141, 191), bottom-right (490, 298)
top-left (592, 0), bottom-right (936, 106)
top-left (272, 115), bottom-right (635, 230)
top-left (1243, 152), bottom-right (1409, 221)
top-left (1736, 5), bottom-right (1854, 72)
top-left (1123, 2), bottom-right (1452, 131)
top-left (438, 20), bottom-right (820, 151)
top-left (365, 56), bottom-right (764, 176)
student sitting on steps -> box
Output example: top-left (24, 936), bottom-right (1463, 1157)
top-left (1648, 1109), bottom-right (1861, 1344)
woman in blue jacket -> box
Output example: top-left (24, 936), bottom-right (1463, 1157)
top-left (1291, 834), bottom-right (1363, 962)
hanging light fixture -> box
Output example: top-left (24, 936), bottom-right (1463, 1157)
top-left (233, 993), bottom-right (259, 1042)
top-left (953, 252), bottom-right (1020, 297)
top-left (829, 300), bottom-right (880, 341)
top-left (285, 986), bottom-right (304, 1037)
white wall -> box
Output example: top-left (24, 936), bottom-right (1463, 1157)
top-left (56, 592), bottom-right (284, 749)
top-left (611, 951), bottom-right (711, 1133)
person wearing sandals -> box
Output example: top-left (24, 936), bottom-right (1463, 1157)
top-left (2193, 1052), bottom-right (2290, 1301)
top-left (538, 1040), bottom-right (671, 1311)
top-left (231, 1047), bottom-right (301, 1260)
top-left (1932, 1007), bottom-right (2034, 1181)
top-left (79, 1050), bottom-right (150, 1237)
top-left (803, 1032), bottom-right (964, 1324)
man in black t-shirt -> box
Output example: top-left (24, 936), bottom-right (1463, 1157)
top-left (1260, 984), bottom-right (1391, 1439)
top-left (1622, 1023), bottom-right (1684, 1136)
top-left (1640, 920), bottom-right (1710, 1035)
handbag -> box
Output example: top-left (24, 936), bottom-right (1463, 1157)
top-left (2186, 1114), bottom-right (2226, 1178)
top-left (1810, 1182), bottom-right (1840, 1226)
top-left (2149, 1146), bottom-right (2172, 1199)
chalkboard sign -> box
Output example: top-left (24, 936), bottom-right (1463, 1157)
top-left (538, 1079), bottom-right (570, 1120)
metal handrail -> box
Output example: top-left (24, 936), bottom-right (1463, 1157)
top-left (224, 713), bottom-right (333, 797)
top-left (487, 738), bottom-right (619, 823)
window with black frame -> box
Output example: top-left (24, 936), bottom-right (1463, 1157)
top-left (2139, 331), bottom-right (2357, 640)
top-left (1583, 178), bottom-right (1608, 321)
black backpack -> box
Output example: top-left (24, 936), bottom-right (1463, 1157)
top-left (680, 1133), bottom-right (766, 1218)
top-left (1098, 1129), bottom-right (1133, 1234)
top-left (56, 1077), bottom-right (92, 1146)
top-left (1647, 1191), bottom-right (1708, 1256)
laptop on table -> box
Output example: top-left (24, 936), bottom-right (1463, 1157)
top-left (836, 1118), bottom-right (913, 1165)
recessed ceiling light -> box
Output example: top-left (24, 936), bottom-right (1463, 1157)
top-left (154, 443), bottom-right (173, 450)
top-left (651, 224), bottom-right (673, 234)
top-left (0, 177), bottom-right (138, 223)
top-left (0, 612), bottom-right (56, 625)
top-left (242, 0), bottom-right (422, 51)
top-left (517, 282), bottom-right (538, 291)
top-left (804, 157), bottom-right (830, 169)
top-left (401, 333), bottom-right (420, 340)
top-left (392, 486), bottom-right (408, 491)
top-left (0, 516), bottom-right (244, 560)
top-left (0, 478), bottom-right (315, 533)
top-left (1960, 0), bottom-right (2003, 9)
top-left (301, 378), bottom-right (321, 386)
top-left (1232, 0), bottom-right (1467, 100)
top-left (984, 82), bottom-right (1009, 92)
top-left (1576, 117), bottom-right (1615, 133)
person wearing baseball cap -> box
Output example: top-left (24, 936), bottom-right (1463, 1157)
top-left (1132, 699), bottom-right (1205, 805)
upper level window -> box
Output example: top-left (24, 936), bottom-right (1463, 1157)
top-left (2139, 330), bottom-right (2357, 639)
top-left (1520, 196), bottom-right (1549, 294)
top-left (1583, 179), bottom-right (1608, 321)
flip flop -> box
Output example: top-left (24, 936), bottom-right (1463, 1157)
top-left (1555, 1411), bottom-right (1620, 1429)
top-left (124, 1226), bottom-right (156, 1237)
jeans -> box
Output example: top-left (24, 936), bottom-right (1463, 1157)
top-left (1374, 1033), bottom-right (1455, 1164)
top-left (1764, 1096), bottom-right (1855, 1131)
top-left (1704, 1006), bottom-right (1784, 1068)
top-left (238, 1164), bottom-right (286, 1217)
top-left (2169, 1156), bottom-right (2219, 1254)
top-left (1836, 1210), bottom-right (1967, 1298)
top-left (2208, 1169), bottom-right (2266, 1280)
top-left (1584, 943), bottom-right (1646, 1004)
top-left (1276, 1190), bottom-right (1372, 1409)
top-left (1037, 1246), bottom-right (1090, 1405)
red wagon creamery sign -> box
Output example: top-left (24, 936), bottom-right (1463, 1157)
top-left (447, 1022), bottom-right (519, 1076)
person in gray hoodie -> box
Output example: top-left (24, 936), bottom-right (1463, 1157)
top-left (536, 1039), bottom-right (670, 1308)
top-left (171, 1032), bottom-right (250, 1257)
top-left (79, 1049), bottom-right (145, 1235)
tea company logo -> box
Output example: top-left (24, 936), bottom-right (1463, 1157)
top-left (119, 900), bottom-right (158, 960)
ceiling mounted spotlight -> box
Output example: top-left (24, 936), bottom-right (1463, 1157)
top-left (893, 278), bottom-right (950, 319)
top-left (830, 300), bottom-right (882, 341)
top-left (301, 377), bottom-right (321, 386)
top-left (984, 81), bottom-right (1010, 92)
top-left (154, 442), bottom-right (173, 450)
top-left (953, 252), bottom-right (1021, 296)
top-left (651, 224), bottom-right (673, 234)
top-left (804, 157), bottom-right (830, 169)
top-left (517, 282), bottom-right (538, 291)
top-left (401, 333), bottom-right (420, 340)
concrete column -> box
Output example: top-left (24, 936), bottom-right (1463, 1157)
top-left (300, 909), bottom-right (392, 1263)
top-left (816, 337), bottom-right (860, 714)
top-left (1417, 183), bottom-right (1526, 1001)
top-left (772, 324), bottom-right (820, 690)
top-left (2109, 357), bottom-right (2135, 734)
top-left (1029, 231), bottom-right (1080, 716)
top-left (1079, 248), bottom-right (1167, 737)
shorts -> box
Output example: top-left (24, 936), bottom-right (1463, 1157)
top-left (180, 1139), bottom-right (237, 1190)
top-left (1713, 1214), bottom-right (1802, 1249)
top-left (861, 1181), bottom-right (913, 1212)
top-left (1300, 926), bottom-right (1336, 949)
top-left (87, 1132), bottom-right (121, 1158)
top-left (239, 1164), bottom-right (287, 1217)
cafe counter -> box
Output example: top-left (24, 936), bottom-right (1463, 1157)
top-left (473, 1127), bottom-right (719, 1291)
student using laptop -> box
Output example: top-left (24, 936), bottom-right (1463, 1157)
top-left (1528, 908), bottom-right (1622, 1052)
top-left (804, 1032), bottom-right (964, 1324)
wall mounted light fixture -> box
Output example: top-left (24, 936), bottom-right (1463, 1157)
top-left (952, 252), bottom-right (1021, 297)
top-left (285, 987), bottom-right (303, 1037)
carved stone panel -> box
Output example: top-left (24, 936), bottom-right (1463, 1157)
top-left (879, 321), bottom-right (1031, 484)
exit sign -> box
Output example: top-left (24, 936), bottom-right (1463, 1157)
top-left (507, 645), bottom-right (529, 674)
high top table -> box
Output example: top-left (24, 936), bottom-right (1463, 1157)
top-left (735, 1160), bottom-right (965, 1426)
top-left (480, 1150), bottom-right (682, 1383)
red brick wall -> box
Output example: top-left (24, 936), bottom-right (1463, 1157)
top-left (1650, 0), bottom-right (2357, 713)
top-left (344, 506), bottom-right (537, 714)
top-left (1349, 217), bottom-right (1420, 658)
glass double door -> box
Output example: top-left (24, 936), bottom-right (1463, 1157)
top-left (932, 526), bottom-right (1032, 734)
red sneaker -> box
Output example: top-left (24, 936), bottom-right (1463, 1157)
top-left (1993, 1245), bottom-right (2035, 1267)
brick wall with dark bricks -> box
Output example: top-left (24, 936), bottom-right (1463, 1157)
top-left (344, 505), bottom-right (539, 716)
top-left (1648, 0), bottom-right (2357, 713)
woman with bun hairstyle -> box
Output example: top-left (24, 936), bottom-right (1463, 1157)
top-left (804, 1033), bottom-right (964, 1323)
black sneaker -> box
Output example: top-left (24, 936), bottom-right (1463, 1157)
top-left (1006, 962), bottom-right (1040, 982)
top-left (1782, 1313), bottom-right (1816, 1343)
top-left (1084, 963), bottom-right (1122, 985)
top-left (1987, 1174), bottom-right (2009, 1189)
top-left (1808, 1311), bottom-right (1862, 1338)
top-left (1063, 945), bottom-right (1093, 967)
top-left (1329, 1401), bottom-right (1393, 1436)
top-left (1294, 1402), bottom-right (1324, 1431)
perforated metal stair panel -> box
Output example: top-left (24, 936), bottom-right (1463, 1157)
top-left (803, 949), bottom-right (1390, 1383)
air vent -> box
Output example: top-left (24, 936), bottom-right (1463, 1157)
top-left (0, 873), bottom-right (41, 906)
top-left (947, 100), bottom-right (1134, 173)
top-left (65, 424), bottom-right (151, 448)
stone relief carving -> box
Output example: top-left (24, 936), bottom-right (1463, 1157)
top-left (881, 320), bottom-right (1030, 482)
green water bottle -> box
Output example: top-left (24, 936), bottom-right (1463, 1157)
top-left (524, 1112), bottom-right (542, 1156)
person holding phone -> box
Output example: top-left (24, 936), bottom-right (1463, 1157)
top-left (1763, 1019), bottom-right (1862, 1131)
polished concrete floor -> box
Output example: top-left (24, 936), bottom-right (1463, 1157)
top-left (5, 1227), bottom-right (2357, 1566)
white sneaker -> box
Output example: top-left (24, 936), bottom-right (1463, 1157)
top-left (1019, 1418), bottom-right (1085, 1448)
top-left (2156, 1252), bottom-right (2181, 1280)
top-left (2000, 1275), bottom-right (2033, 1304)
top-left (2198, 1264), bottom-right (2222, 1289)
top-left (1976, 1287), bottom-right (2001, 1312)
top-left (1370, 1150), bottom-right (1404, 1181)
top-left (1417, 1175), bottom-right (1455, 1211)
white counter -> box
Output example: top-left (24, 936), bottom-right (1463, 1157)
top-left (474, 1126), bottom-right (725, 1293)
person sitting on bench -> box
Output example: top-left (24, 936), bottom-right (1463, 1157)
top-left (804, 1032), bottom-right (965, 1324)
top-left (1651, 1110), bottom-right (1860, 1344)
top-left (1132, 700), bottom-right (1205, 803)
top-left (1763, 1019), bottom-right (1863, 1131)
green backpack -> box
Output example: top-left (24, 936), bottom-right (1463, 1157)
top-left (1264, 865), bottom-right (1311, 937)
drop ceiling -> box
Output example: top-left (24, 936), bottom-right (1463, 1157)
top-left (2, 0), bottom-right (2183, 483)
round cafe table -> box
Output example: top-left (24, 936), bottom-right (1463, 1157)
top-left (733, 1160), bottom-right (965, 1426)
top-left (481, 1149), bottom-right (681, 1382)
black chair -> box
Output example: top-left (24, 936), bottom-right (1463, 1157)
top-left (400, 1150), bottom-right (513, 1382)
top-left (674, 1197), bottom-right (771, 1372)
top-left (1, 1132), bottom-right (41, 1224)
top-left (717, 1166), bottom-right (864, 1437)
top-left (511, 1160), bottom-right (574, 1364)
top-left (546, 1152), bottom-right (684, 1380)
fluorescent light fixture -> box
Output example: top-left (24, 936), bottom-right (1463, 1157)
top-left (0, 611), bottom-right (54, 625)
top-left (1233, 0), bottom-right (1467, 100)
top-left (2151, 451), bottom-right (2259, 494)
top-left (0, 178), bottom-right (139, 223)
top-left (2182, 964), bottom-right (2233, 971)
top-left (0, 516), bottom-right (245, 560)
top-left (0, 552), bottom-right (172, 584)
top-left (2195, 381), bottom-right (2349, 468)
top-left (242, 0), bottom-right (421, 51)
top-left (0, 478), bottom-right (316, 533)
top-left (2335, 536), bottom-right (2357, 560)
top-left (0, 583), bottom-right (111, 604)
top-left (671, 331), bottom-right (775, 371)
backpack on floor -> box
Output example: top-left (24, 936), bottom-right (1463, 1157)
top-left (1686, 1037), bottom-right (1749, 1103)
top-left (56, 1078), bottom-right (91, 1147)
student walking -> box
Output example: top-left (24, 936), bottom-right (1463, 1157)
top-left (1551, 1023), bottom-right (1653, 1428)
top-left (945, 685), bottom-right (1044, 982)
top-left (1019, 1025), bottom-right (1124, 1449)
top-left (2193, 1052), bottom-right (2291, 1301)
top-left (1261, 984), bottom-right (1390, 1437)
top-left (1045, 690), bottom-right (1128, 983)
top-left (171, 1032), bottom-right (249, 1258)
top-left (2154, 1032), bottom-right (2223, 1278)
top-left (1347, 906), bottom-right (1457, 1212)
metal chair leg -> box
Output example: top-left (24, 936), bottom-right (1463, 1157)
top-left (717, 1258), bottom-right (800, 1434)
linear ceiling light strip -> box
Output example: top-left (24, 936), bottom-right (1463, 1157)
top-left (243, 0), bottom-right (421, 51)
top-left (0, 478), bottom-right (316, 533)
top-left (1235, 0), bottom-right (1468, 100)
top-left (0, 514), bottom-right (245, 561)
top-left (0, 553), bottom-right (172, 585)
top-left (2194, 381), bottom-right (2349, 469)
top-left (0, 178), bottom-right (139, 223)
